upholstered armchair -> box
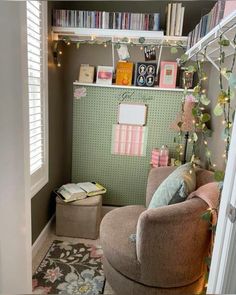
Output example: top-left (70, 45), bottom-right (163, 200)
top-left (100, 166), bottom-right (215, 295)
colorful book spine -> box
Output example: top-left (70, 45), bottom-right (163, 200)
top-left (52, 9), bottom-right (161, 32)
top-left (187, 0), bottom-right (232, 48)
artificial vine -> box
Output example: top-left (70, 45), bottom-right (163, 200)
top-left (177, 32), bottom-right (236, 182)
top-left (175, 33), bottom-right (236, 293)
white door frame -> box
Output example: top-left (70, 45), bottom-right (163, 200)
top-left (207, 114), bottom-right (236, 294)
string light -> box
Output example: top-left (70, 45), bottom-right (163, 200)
top-left (140, 46), bottom-right (144, 50)
top-left (104, 43), bottom-right (107, 48)
top-left (204, 140), bottom-right (208, 145)
top-left (57, 62), bottom-right (61, 67)
top-left (59, 51), bottom-right (62, 55)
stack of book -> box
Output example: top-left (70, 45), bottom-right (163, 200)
top-left (53, 9), bottom-right (161, 31)
top-left (187, 0), bottom-right (236, 48)
top-left (57, 182), bottom-right (107, 203)
top-left (166, 3), bottom-right (185, 36)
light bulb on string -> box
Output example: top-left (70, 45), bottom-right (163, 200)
top-left (59, 51), bottom-right (62, 55)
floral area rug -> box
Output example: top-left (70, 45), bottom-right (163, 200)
top-left (33, 240), bottom-right (105, 294)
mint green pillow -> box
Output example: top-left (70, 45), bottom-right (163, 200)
top-left (148, 163), bottom-right (196, 209)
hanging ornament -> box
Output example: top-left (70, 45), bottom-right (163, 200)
top-left (138, 37), bottom-right (145, 44)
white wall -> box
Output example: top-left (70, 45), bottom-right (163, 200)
top-left (0, 2), bottom-right (32, 293)
top-left (206, 57), bottom-right (236, 170)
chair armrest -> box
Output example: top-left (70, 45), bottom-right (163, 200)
top-left (146, 166), bottom-right (176, 207)
top-left (136, 198), bottom-right (210, 287)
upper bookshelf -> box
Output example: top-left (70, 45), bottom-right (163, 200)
top-left (185, 11), bottom-right (236, 62)
top-left (52, 27), bottom-right (188, 46)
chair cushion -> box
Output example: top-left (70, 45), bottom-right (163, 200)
top-left (100, 205), bottom-right (145, 282)
top-left (148, 163), bottom-right (196, 208)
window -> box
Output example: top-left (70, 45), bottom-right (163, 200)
top-left (26, 1), bottom-right (48, 196)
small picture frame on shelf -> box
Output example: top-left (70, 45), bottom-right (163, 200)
top-left (144, 46), bottom-right (156, 61)
top-left (78, 64), bottom-right (95, 83)
top-left (96, 66), bottom-right (113, 85)
top-left (134, 62), bottom-right (157, 87)
top-left (159, 61), bottom-right (178, 88)
top-left (180, 68), bottom-right (194, 89)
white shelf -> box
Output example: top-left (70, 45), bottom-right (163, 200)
top-left (185, 11), bottom-right (236, 62)
top-left (52, 27), bottom-right (188, 46)
top-left (73, 82), bottom-right (193, 92)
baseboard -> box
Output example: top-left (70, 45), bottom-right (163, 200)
top-left (32, 214), bottom-right (55, 259)
top-left (102, 206), bottom-right (117, 218)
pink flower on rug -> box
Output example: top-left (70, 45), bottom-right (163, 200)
top-left (32, 279), bottom-right (52, 294)
top-left (32, 279), bottom-right (38, 289)
top-left (90, 245), bottom-right (103, 258)
top-left (44, 266), bottom-right (63, 283)
top-left (33, 286), bottom-right (52, 294)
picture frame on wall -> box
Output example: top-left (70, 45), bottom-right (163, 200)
top-left (159, 61), bottom-right (178, 88)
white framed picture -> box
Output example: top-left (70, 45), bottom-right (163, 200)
top-left (96, 66), bottom-right (113, 85)
top-left (118, 103), bottom-right (147, 126)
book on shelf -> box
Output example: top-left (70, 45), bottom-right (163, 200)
top-left (159, 61), bottom-right (178, 89)
top-left (134, 63), bottom-right (157, 87)
top-left (116, 61), bottom-right (133, 86)
top-left (166, 3), bottom-right (171, 36)
top-left (187, 0), bottom-right (236, 49)
top-left (78, 64), bottom-right (95, 83)
top-left (96, 66), bottom-right (113, 85)
top-left (57, 182), bottom-right (107, 203)
top-left (53, 9), bottom-right (161, 32)
top-left (170, 3), bottom-right (177, 36)
top-left (166, 2), bottom-right (185, 36)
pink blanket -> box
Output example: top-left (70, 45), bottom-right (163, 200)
top-left (188, 182), bottom-right (220, 225)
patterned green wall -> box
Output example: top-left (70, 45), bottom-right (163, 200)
top-left (72, 85), bottom-right (184, 206)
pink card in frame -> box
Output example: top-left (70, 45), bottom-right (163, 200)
top-left (159, 61), bottom-right (178, 88)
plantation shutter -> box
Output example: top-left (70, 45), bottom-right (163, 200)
top-left (26, 1), bottom-right (48, 194)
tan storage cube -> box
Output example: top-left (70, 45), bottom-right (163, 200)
top-left (56, 195), bottom-right (102, 239)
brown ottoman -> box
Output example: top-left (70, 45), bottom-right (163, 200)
top-left (56, 195), bottom-right (102, 239)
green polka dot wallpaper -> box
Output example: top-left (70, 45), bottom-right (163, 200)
top-left (72, 85), bottom-right (184, 206)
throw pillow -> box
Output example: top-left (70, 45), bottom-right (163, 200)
top-left (148, 162), bottom-right (196, 209)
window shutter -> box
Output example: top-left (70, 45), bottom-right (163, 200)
top-left (26, 1), bottom-right (48, 194)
